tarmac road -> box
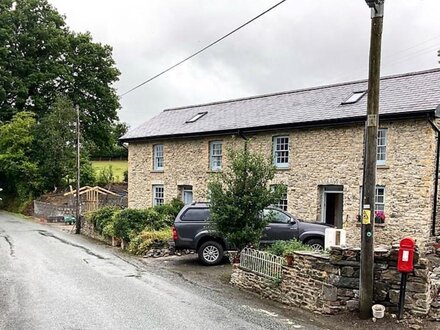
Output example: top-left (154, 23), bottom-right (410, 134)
top-left (0, 211), bottom-right (323, 330)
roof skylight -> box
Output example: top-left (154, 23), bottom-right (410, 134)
top-left (186, 112), bottom-right (207, 123)
top-left (342, 91), bottom-right (366, 105)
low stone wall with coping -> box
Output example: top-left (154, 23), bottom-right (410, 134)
top-left (231, 244), bottom-right (440, 320)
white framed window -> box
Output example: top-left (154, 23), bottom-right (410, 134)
top-left (359, 186), bottom-right (385, 212)
top-left (209, 141), bottom-right (222, 170)
top-left (375, 186), bottom-right (385, 212)
top-left (181, 186), bottom-right (193, 205)
top-left (273, 136), bottom-right (289, 168)
top-left (377, 129), bottom-right (387, 165)
top-left (153, 185), bottom-right (164, 206)
top-left (153, 144), bottom-right (164, 171)
top-left (271, 184), bottom-right (288, 211)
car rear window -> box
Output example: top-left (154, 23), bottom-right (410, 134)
top-left (180, 208), bottom-right (210, 221)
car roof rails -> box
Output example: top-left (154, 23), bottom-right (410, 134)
top-left (190, 201), bottom-right (210, 205)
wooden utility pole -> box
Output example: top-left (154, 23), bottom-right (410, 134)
top-left (75, 104), bottom-right (81, 235)
top-left (360, 0), bottom-right (384, 319)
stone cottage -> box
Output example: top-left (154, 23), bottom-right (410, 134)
top-left (120, 68), bottom-right (440, 247)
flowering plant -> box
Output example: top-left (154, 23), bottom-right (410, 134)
top-left (374, 210), bottom-right (385, 224)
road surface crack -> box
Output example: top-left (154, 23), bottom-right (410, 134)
top-left (2, 234), bottom-right (15, 257)
top-left (0, 228), bottom-right (15, 257)
top-left (37, 230), bottom-right (106, 260)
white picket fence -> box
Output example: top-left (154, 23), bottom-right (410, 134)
top-left (240, 248), bottom-right (285, 279)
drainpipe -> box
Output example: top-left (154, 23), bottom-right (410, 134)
top-left (428, 115), bottom-right (440, 237)
top-left (237, 130), bottom-right (248, 151)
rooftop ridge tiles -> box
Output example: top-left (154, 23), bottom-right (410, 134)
top-left (162, 67), bottom-right (440, 113)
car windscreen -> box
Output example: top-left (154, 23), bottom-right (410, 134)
top-left (180, 208), bottom-right (210, 221)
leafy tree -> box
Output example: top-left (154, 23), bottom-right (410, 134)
top-left (0, 0), bottom-right (120, 151)
top-left (207, 144), bottom-right (286, 251)
top-left (34, 96), bottom-right (76, 190)
top-left (89, 122), bottom-right (129, 159)
top-left (0, 112), bottom-right (42, 202)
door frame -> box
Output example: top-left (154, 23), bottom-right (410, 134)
top-left (320, 186), bottom-right (343, 226)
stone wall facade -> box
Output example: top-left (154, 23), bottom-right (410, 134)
top-left (128, 118), bottom-right (438, 247)
top-left (230, 246), bottom-right (440, 318)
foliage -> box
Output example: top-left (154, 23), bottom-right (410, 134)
top-left (96, 165), bottom-right (115, 187)
top-left (0, 112), bottom-right (42, 204)
top-left (266, 239), bottom-right (311, 257)
top-left (128, 228), bottom-right (172, 255)
top-left (92, 161), bottom-right (127, 183)
top-left (80, 161), bottom-right (97, 187)
top-left (34, 96), bottom-right (76, 190)
top-left (374, 210), bottom-right (385, 224)
top-left (0, 0), bottom-right (121, 151)
top-left (0, 0), bottom-right (125, 209)
top-left (111, 208), bottom-right (169, 241)
top-left (87, 199), bottom-right (183, 241)
top-left (152, 198), bottom-right (184, 227)
top-left (86, 206), bottom-right (120, 235)
top-left (123, 169), bottom-right (128, 182)
top-left (89, 122), bottom-right (129, 159)
top-left (208, 143), bottom-right (286, 251)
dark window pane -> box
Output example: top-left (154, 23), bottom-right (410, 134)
top-left (181, 208), bottom-right (210, 221)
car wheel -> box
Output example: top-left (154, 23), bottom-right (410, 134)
top-left (198, 241), bottom-right (223, 266)
top-left (306, 238), bottom-right (324, 251)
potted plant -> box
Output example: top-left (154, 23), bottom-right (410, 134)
top-left (374, 210), bottom-right (386, 224)
top-left (284, 251), bottom-right (294, 266)
top-left (283, 244), bottom-right (297, 266)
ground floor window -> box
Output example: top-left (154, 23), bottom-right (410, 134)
top-left (181, 186), bottom-right (193, 205)
top-left (359, 186), bottom-right (385, 223)
top-left (271, 185), bottom-right (288, 211)
top-left (153, 185), bottom-right (164, 206)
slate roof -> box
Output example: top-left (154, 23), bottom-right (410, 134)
top-left (121, 68), bottom-right (440, 142)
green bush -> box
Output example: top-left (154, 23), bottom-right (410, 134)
top-left (97, 165), bottom-right (114, 186)
top-left (80, 161), bottom-right (97, 187)
top-left (128, 228), bottom-right (172, 255)
top-left (88, 199), bottom-right (184, 243)
top-left (111, 207), bottom-right (173, 241)
top-left (152, 198), bottom-right (184, 227)
top-left (87, 206), bottom-right (119, 235)
top-left (266, 239), bottom-right (311, 257)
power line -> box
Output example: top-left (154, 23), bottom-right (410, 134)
top-left (119, 0), bottom-right (287, 97)
top-left (325, 34), bottom-right (440, 85)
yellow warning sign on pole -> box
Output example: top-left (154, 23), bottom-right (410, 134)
top-left (362, 209), bottom-right (371, 225)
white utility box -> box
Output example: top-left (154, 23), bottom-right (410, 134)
top-left (325, 228), bottom-right (347, 249)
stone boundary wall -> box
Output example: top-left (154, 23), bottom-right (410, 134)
top-left (33, 200), bottom-right (77, 219)
top-left (231, 245), bottom-right (440, 319)
top-left (81, 219), bottom-right (112, 246)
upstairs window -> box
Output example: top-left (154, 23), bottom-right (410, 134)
top-left (341, 91), bottom-right (366, 104)
top-left (209, 141), bottom-right (222, 171)
top-left (186, 112), bottom-right (207, 123)
top-left (377, 129), bottom-right (387, 165)
top-left (153, 144), bottom-right (164, 171)
top-left (273, 136), bottom-right (289, 168)
top-left (153, 185), bottom-right (164, 206)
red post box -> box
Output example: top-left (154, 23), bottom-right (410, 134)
top-left (397, 237), bottom-right (415, 273)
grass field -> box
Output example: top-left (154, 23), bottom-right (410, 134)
top-left (92, 160), bottom-right (128, 183)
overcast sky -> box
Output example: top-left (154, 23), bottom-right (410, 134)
top-left (47, 0), bottom-right (440, 130)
